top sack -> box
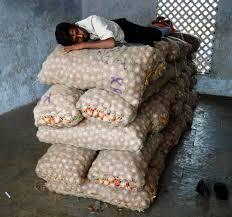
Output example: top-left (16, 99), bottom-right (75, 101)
top-left (38, 45), bottom-right (165, 107)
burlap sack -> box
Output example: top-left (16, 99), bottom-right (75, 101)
top-left (150, 95), bottom-right (195, 166)
top-left (37, 82), bottom-right (177, 151)
top-left (149, 148), bottom-right (166, 174)
top-left (162, 38), bottom-right (180, 62)
top-left (170, 32), bottom-right (201, 53)
top-left (162, 99), bottom-right (195, 154)
top-left (76, 88), bottom-right (136, 126)
top-left (186, 91), bottom-right (198, 108)
top-left (33, 85), bottom-right (83, 128)
top-left (161, 37), bottom-right (192, 62)
top-left (153, 40), bottom-right (170, 58)
top-left (167, 36), bottom-right (192, 59)
top-left (87, 134), bottom-right (163, 191)
top-left (171, 91), bottom-right (197, 118)
top-left (184, 59), bottom-right (198, 75)
top-left (153, 37), bottom-right (192, 62)
top-left (38, 45), bottom-right (165, 107)
top-left (171, 100), bottom-right (184, 117)
top-left (35, 144), bottom-right (97, 186)
top-left (142, 62), bottom-right (182, 102)
top-left (141, 90), bottom-right (173, 133)
top-left (45, 166), bottom-right (159, 212)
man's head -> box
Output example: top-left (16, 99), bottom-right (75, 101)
top-left (55, 22), bottom-right (90, 46)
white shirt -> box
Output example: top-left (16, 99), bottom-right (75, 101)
top-left (75, 15), bottom-right (125, 43)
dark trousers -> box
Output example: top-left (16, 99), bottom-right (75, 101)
top-left (112, 18), bottom-right (162, 46)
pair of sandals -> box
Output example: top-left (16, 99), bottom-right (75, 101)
top-left (196, 179), bottom-right (229, 200)
top-left (151, 16), bottom-right (176, 33)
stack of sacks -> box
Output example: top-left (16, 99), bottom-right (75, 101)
top-left (34, 34), bottom-right (199, 211)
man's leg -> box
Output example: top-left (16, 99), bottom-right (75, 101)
top-left (113, 18), bottom-right (162, 45)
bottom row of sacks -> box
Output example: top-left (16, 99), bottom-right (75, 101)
top-left (35, 104), bottom-right (194, 211)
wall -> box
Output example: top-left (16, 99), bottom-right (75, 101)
top-left (211, 0), bottom-right (232, 80)
top-left (0, 0), bottom-right (82, 114)
top-left (82, 0), bottom-right (156, 25)
top-left (194, 0), bottom-right (232, 96)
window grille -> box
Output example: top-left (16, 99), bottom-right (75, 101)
top-left (156, 0), bottom-right (219, 73)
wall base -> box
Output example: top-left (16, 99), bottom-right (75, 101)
top-left (196, 75), bottom-right (232, 97)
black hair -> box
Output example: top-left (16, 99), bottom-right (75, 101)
top-left (55, 22), bottom-right (77, 46)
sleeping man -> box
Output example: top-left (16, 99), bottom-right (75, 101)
top-left (55, 15), bottom-right (175, 52)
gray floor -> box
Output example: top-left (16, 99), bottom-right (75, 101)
top-left (0, 95), bottom-right (231, 217)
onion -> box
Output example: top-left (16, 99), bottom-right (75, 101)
top-left (98, 111), bottom-right (105, 119)
top-left (86, 108), bottom-right (93, 117)
top-left (109, 114), bottom-right (116, 121)
top-left (92, 109), bottom-right (99, 118)
top-left (103, 116), bottom-right (109, 122)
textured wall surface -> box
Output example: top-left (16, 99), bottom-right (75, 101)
top-left (196, 0), bottom-right (232, 96)
top-left (211, 0), bottom-right (232, 79)
top-left (82, 0), bottom-right (156, 25)
top-left (0, 0), bottom-right (82, 114)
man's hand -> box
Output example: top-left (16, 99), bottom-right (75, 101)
top-left (64, 43), bottom-right (84, 53)
top-left (64, 38), bottom-right (116, 52)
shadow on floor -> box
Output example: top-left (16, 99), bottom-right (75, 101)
top-left (0, 95), bottom-right (231, 217)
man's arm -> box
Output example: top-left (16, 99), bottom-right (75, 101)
top-left (64, 37), bottom-right (116, 52)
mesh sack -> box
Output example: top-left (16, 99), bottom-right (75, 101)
top-left (186, 91), bottom-right (198, 108)
top-left (35, 144), bottom-right (97, 186)
top-left (148, 112), bottom-right (188, 174)
top-left (149, 148), bottom-right (166, 175)
top-left (76, 88), bottom-right (136, 126)
top-left (162, 116), bottom-right (187, 154)
top-left (162, 38), bottom-right (180, 62)
top-left (170, 32), bottom-right (201, 53)
top-left (171, 100), bottom-right (184, 117)
top-left (153, 40), bottom-right (170, 58)
top-left (167, 36), bottom-right (192, 59)
top-left (176, 73), bottom-right (192, 93)
top-left (33, 85), bottom-right (83, 128)
top-left (87, 133), bottom-right (163, 191)
top-left (37, 83), bottom-right (177, 151)
top-left (148, 104), bottom-right (194, 175)
top-left (183, 104), bottom-right (194, 125)
top-left (38, 45), bottom-right (165, 107)
top-left (184, 59), bottom-right (198, 75)
top-left (161, 101), bottom-right (195, 154)
top-left (140, 78), bottom-right (183, 133)
top-left (45, 166), bottom-right (159, 212)
top-left (142, 62), bottom-right (182, 101)
top-left (165, 37), bottom-right (192, 62)
top-left (154, 37), bottom-right (191, 62)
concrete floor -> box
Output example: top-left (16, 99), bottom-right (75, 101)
top-left (0, 95), bottom-right (231, 217)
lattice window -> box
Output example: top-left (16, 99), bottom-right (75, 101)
top-left (156, 0), bottom-right (219, 73)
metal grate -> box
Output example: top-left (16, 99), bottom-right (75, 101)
top-left (156, 0), bottom-right (219, 73)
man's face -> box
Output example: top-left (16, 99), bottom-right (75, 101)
top-left (69, 26), bottom-right (89, 43)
